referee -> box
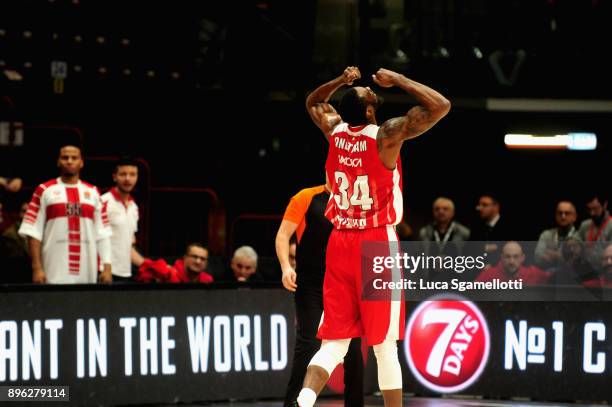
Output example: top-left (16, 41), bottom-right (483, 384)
top-left (275, 184), bottom-right (363, 407)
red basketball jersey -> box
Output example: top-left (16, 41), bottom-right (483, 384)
top-left (325, 123), bottom-right (403, 229)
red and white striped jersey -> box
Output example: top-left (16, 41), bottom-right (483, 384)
top-left (325, 123), bottom-right (403, 229)
top-left (19, 178), bottom-right (112, 284)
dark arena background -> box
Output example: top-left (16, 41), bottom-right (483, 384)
top-left (1, 1), bottom-right (611, 406)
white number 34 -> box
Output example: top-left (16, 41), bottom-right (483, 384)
top-left (334, 171), bottom-right (374, 210)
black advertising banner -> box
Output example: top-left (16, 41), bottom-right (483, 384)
top-left (3, 286), bottom-right (612, 405)
top-left (0, 286), bottom-right (295, 406)
top-left (402, 296), bottom-right (612, 403)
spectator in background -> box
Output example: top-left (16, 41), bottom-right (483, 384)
top-left (137, 242), bottom-right (213, 283)
top-left (0, 177), bottom-right (22, 229)
top-left (417, 197), bottom-right (470, 281)
top-left (603, 243), bottom-right (612, 284)
top-left (101, 157), bottom-right (145, 283)
top-left (535, 200), bottom-right (578, 270)
top-left (581, 243), bottom-right (612, 288)
top-left (229, 245), bottom-right (261, 282)
top-left (19, 143), bottom-right (112, 284)
top-left (588, 243), bottom-right (612, 288)
top-left (549, 236), bottom-right (598, 287)
top-left (418, 197), bottom-right (470, 256)
top-left (476, 241), bottom-right (551, 285)
top-left (471, 194), bottom-right (512, 265)
top-left (577, 193), bottom-right (611, 271)
top-left (0, 176), bottom-right (21, 192)
top-left (0, 176), bottom-right (22, 200)
top-left (1, 201), bottom-right (29, 258)
top-left (0, 201), bottom-right (31, 284)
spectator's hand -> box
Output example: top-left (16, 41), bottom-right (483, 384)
top-left (281, 266), bottom-right (297, 292)
top-left (484, 243), bottom-right (498, 253)
top-left (0, 177), bottom-right (7, 188)
top-left (372, 68), bottom-right (402, 88)
top-left (99, 264), bottom-right (113, 284)
top-left (341, 66), bottom-right (361, 85)
top-left (7, 178), bottom-right (22, 193)
top-left (543, 249), bottom-right (561, 263)
top-left (32, 267), bottom-right (46, 284)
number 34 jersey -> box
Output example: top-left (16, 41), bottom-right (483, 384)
top-left (325, 123), bottom-right (403, 230)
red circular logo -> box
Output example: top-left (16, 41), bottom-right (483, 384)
top-left (404, 295), bottom-right (490, 393)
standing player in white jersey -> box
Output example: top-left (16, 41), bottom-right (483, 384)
top-left (19, 144), bottom-right (113, 284)
top-left (296, 67), bottom-right (450, 407)
top-left (101, 157), bottom-right (145, 283)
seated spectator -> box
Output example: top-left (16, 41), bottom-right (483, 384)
top-left (418, 197), bottom-right (470, 255)
top-left (0, 177), bottom-right (23, 221)
top-left (549, 237), bottom-right (598, 286)
top-left (1, 202), bottom-right (29, 258)
top-left (577, 193), bottom-right (611, 272)
top-left (476, 241), bottom-right (551, 285)
top-left (0, 202), bottom-right (31, 284)
top-left (418, 197), bottom-right (471, 281)
top-left (534, 200), bottom-right (578, 270)
top-left (584, 243), bottom-right (612, 288)
top-left (0, 176), bottom-right (22, 195)
top-left (136, 243), bottom-right (213, 283)
top-left (471, 194), bottom-right (514, 265)
top-left (228, 245), bottom-right (262, 283)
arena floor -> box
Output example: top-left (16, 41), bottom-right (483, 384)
top-left (155, 395), bottom-right (606, 406)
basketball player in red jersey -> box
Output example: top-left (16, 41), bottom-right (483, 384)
top-left (296, 67), bottom-right (450, 407)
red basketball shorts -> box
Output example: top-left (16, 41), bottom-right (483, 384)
top-left (317, 225), bottom-right (406, 346)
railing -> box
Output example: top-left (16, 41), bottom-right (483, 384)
top-left (149, 186), bottom-right (225, 257)
top-left (228, 213), bottom-right (282, 258)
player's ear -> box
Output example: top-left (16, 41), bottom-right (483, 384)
top-left (366, 105), bottom-right (376, 120)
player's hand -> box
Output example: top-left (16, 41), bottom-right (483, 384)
top-left (342, 66), bottom-right (361, 85)
top-left (32, 268), bottom-right (46, 284)
top-left (372, 68), bottom-right (402, 88)
top-left (281, 266), bottom-right (297, 292)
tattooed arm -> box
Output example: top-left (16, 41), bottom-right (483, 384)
top-left (373, 68), bottom-right (451, 169)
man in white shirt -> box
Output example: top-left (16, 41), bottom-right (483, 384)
top-left (19, 144), bottom-right (112, 284)
top-left (101, 157), bottom-right (145, 283)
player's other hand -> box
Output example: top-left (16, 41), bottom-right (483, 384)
top-left (372, 68), bottom-right (401, 88)
top-left (342, 66), bottom-right (361, 85)
top-left (281, 266), bottom-right (297, 292)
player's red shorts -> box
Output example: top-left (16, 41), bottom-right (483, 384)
top-left (317, 225), bottom-right (405, 346)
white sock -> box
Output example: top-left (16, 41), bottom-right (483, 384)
top-left (296, 388), bottom-right (317, 407)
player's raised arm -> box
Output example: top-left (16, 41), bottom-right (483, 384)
top-left (306, 66), bottom-right (360, 141)
top-left (374, 68), bottom-right (451, 168)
